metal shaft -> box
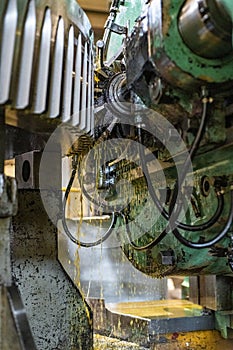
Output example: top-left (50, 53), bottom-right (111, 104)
top-left (178, 0), bottom-right (233, 59)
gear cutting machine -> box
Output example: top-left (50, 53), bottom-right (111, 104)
top-left (1, 0), bottom-right (233, 348)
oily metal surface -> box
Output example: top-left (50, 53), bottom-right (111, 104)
top-left (151, 330), bottom-right (233, 350)
top-left (106, 299), bottom-right (214, 334)
top-left (94, 334), bottom-right (147, 350)
top-left (106, 299), bottom-right (203, 318)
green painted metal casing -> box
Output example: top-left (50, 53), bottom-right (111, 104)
top-left (147, 0), bottom-right (233, 91)
top-left (105, 0), bottom-right (233, 277)
top-left (122, 141), bottom-right (233, 277)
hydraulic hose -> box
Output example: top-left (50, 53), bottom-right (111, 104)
top-left (134, 90), bottom-right (232, 250)
top-left (139, 140), bottom-right (224, 232)
top-left (122, 212), bottom-right (168, 251)
top-left (62, 157), bottom-right (117, 247)
top-left (138, 91), bottom-right (218, 232)
top-left (123, 192), bottom-right (224, 252)
top-left (130, 89), bottom-right (220, 250)
top-left (172, 189), bottom-right (233, 249)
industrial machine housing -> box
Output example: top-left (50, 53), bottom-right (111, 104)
top-left (0, 0), bottom-right (233, 349)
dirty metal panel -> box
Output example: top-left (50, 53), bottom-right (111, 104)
top-left (199, 275), bottom-right (233, 311)
top-left (0, 218), bottom-right (11, 285)
top-left (150, 314), bottom-right (215, 335)
top-left (11, 190), bottom-right (93, 350)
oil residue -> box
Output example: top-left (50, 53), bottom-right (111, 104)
top-left (93, 334), bottom-right (147, 350)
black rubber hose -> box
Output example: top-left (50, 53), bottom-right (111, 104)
top-left (62, 157), bottom-right (117, 247)
top-left (77, 167), bottom-right (108, 210)
top-left (80, 113), bottom-right (223, 232)
top-left (168, 97), bottom-right (208, 229)
top-left (129, 91), bottom-right (210, 250)
top-left (0, 108), bottom-right (5, 174)
top-left (123, 191), bottom-right (229, 251)
top-left (139, 140), bottom-right (224, 231)
top-left (122, 212), bottom-right (168, 251)
top-left (172, 189), bottom-right (233, 249)
top-left (138, 95), bottom-right (220, 233)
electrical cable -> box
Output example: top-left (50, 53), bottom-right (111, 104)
top-left (80, 113), bottom-right (223, 232)
top-left (62, 157), bottom-right (117, 247)
top-left (77, 157), bottom-right (121, 212)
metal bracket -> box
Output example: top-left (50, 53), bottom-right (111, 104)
top-left (106, 22), bottom-right (127, 35)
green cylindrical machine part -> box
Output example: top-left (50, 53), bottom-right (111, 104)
top-left (178, 0), bottom-right (232, 59)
